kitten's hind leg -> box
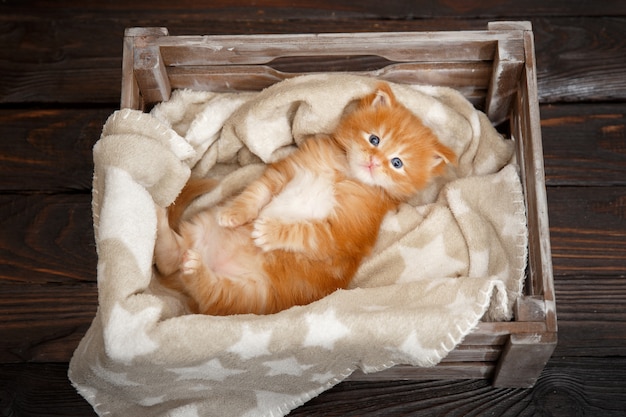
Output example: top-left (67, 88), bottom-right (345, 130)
top-left (154, 205), bottom-right (184, 276)
top-left (177, 252), bottom-right (270, 315)
top-left (181, 249), bottom-right (203, 276)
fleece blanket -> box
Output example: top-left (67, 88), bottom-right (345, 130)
top-left (69, 74), bottom-right (527, 417)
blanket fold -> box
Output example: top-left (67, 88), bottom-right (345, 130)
top-left (70, 74), bottom-right (527, 417)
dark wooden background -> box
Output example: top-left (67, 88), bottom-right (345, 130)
top-left (1, 1), bottom-right (626, 416)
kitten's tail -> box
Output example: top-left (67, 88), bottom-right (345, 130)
top-left (168, 178), bottom-right (219, 230)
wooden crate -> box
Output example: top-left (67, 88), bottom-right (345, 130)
top-left (120, 21), bottom-right (556, 388)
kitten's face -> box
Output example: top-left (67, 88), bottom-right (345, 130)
top-left (335, 84), bottom-right (456, 200)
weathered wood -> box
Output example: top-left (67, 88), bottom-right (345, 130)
top-left (165, 63), bottom-right (491, 106)
top-left (0, 363), bottom-right (98, 417)
top-left (0, 109), bottom-right (106, 192)
top-left (484, 25), bottom-right (525, 123)
top-left (555, 321), bottom-right (626, 358)
top-left (548, 186), bottom-right (626, 276)
top-left (349, 362), bottom-right (495, 382)
top-left (534, 17), bottom-right (626, 103)
top-left (511, 29), bottom-right (557, 337)
top-left (0, 194), bottom-right (96, 285)
top-left (515, 296), bottom-right (548, 322)
top-left (541, 103), bottom-right (626, 186)
top-left (555, 275), bottom-right (626, 324)
top-left (492, 333), bottom-right (557, 388)
top-left (132, 33), bottom-right (172, 105)
top-left (122, 27), bottom-right (528, 108)
top-left (3, 0), bottom-right (626, 20)
top-left (0, 283), bottom-right (97, 363)
top-left (1, 17), bottom-right (626, 104)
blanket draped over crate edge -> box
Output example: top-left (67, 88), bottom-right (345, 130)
top-left (68, 74), bottom-right (527, 417)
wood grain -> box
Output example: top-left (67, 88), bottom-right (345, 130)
top-left (0, 283), bottom-right (97, 363)
top-left (0, 363), bottom-right (98, 417)
top-left (1, 17), bottom-right (626, 104)
top-left (3, 0), bottom-right (626, 19)
top-left (541, 103), bottom-right (626, 186)
top-left (0, 109), bottom-right (106, 192)
top-left (548, 187), bottom-right (626, 276)
top-left (0, 194), bottom-right (96, 285)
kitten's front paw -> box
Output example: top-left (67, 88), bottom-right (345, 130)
top-left (181, 249), bottom-right (202, 275)
top-left (217, 207), bottom-right (251, 228)
top-left (251, 217), bottom-right (277, 252)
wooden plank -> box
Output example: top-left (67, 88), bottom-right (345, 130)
top-left (492, 333), bottom-right (557, 388)
top-left (555, 321), bottom-right (626, 358)
top-left (0, 194), bottom-right (96, 285)
top-left (349, 362), bottom-right (495, 382)
top-left (3, 0), bottom-right (626, 19)
top-left (512, 36), bottom-right (557, 332)
top-left (555, 275), bottom-right (626, 323)
top-left (0, 283), bottom-right (97, 363)
top-left (153, 31), bottom-right (511, 66)
top-left (484, 37), bottom-right (525, 124)
top-left (534, 17), bottom-right (626, 103)
top-left (0, 363), bottom-right (98, 417)
top-left (548, 186), bottom-right (626, 276)
top-left (0, 109), bottom-right (107, 192)
top-left (541, 103), bottom-right (626, 186)
top-left (132, 35), bottom-right (172, 104)
top-left (1, 17), bottom-right (626, 104)
top-left (165, 63), bottom-right (489, 106)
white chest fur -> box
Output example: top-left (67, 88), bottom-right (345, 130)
top-left (260, 170), bottom-right (336, 221)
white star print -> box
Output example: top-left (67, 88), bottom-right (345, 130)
top-left (104, 302), bottom-right (159, 364)
top-left (398, 330), bottom-right (442, 367)
top-left (227, 325), bottom-right (272, 360)
top-left (302, 309), bottom-right (350, 350)
top-left (89, 360), bottom-right (140, 386)
top-left (445, 187), bottom-right (471, 216)
top-left (99, 166), bottom-right (156, 278)
top-left (396, 235), bottom-right (466, 283)
top-left (262, 357), bottom-right (313, 377)
top-left (310, 371), bottom-right (336, 384)
top-left (170, 358), bottom-right (246, 381)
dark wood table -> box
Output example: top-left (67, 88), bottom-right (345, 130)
top-left (1, 1), bottom-right (625, 415)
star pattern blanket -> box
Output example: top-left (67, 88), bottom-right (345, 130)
top-left (69, 74), bottom-right (527, 417)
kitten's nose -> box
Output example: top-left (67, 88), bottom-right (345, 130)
top-left (368, 156), bottom-right (381, 169)
top-left (366, 156), bottom-right (381, 176)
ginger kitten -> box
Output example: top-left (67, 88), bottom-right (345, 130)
top-left (154, 82), bottom-right (456, 315)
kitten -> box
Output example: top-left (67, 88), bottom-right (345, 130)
top-left (154, 82), bottom-right (456, 316)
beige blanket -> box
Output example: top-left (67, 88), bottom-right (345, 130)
top-left (69, 74), bottom-right (527, 417)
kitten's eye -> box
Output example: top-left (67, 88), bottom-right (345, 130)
top-left (391, 157), bottom-right (403, 169)
top-left (369, 134), bottom-right (380, 147)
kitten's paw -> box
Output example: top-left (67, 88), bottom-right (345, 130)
top-left (251, 217), bottom-right (277, 251)
top-left (217, 207), bottom-right (250, 228)
top-left (181, 249), bottom-right (202, 275)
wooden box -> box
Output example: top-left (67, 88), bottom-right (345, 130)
top-left (120, 21), bottom-right (556, 388)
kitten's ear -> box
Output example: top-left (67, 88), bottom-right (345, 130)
top-left (430, 142), bottom-right (457, 174)
top-left (368, 83), bottom-right (396, 108)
